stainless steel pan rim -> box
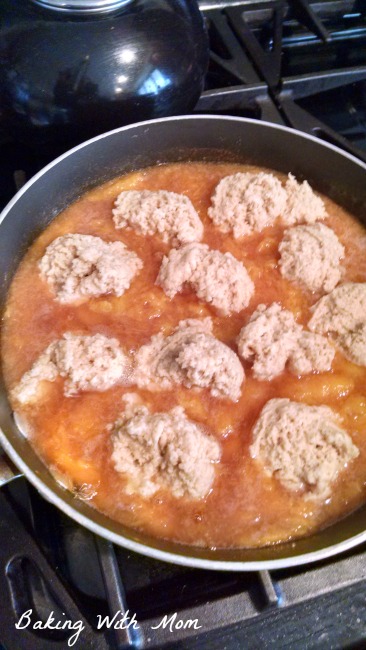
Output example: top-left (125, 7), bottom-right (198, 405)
top-left (1, 114), bottom-right (366, 571)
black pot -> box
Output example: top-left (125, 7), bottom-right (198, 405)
top-left (1, 115), bottom-right (366, 570)
top-left (0, 0), bottom-right (208, 153)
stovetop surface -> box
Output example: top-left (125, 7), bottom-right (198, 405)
top-left (1, 477), bottom-right (366, 649)
top-left (1, 1), bottom-right (366, 649)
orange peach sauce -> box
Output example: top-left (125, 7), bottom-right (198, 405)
top-left (2, 162), bottom-right (366, 549)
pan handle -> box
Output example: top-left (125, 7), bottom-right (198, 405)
top-left (0, 449), bottom-right (22, 487)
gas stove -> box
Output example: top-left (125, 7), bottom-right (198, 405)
top-left (1, 2), bottom-right (366, 649)
top-left (1, 476), bottom-right (366, 649)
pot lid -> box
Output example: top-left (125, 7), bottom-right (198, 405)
top-left (31, 0), bottom-right (133, 13)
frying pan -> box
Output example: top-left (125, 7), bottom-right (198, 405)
top-left (1, 115), bottom-right (366, 571)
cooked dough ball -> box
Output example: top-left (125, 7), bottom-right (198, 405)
top-left (156, 242), bottom-right (203, 298)
top-left (279, 223), bottom-right (344, 293)
top-left (11, 349), bottom-right (59, 406)
top-left (39, 233), bottom-right (142, 303)
top-left (288, 331), bottom-right (335, 376)
top-left (250, 398), bottom-right (359, 500)
top-left (208, 172), bottom-right (326, 238)
top-left (309, 283), bottom-right (366, 336)
top-left (112, 190), bottom-right (203, 245)
top-left (308, 283), bottom-right (366, 366)
top-left (111, 402), bottom-right (221, 498)
top-left (134, 318), bottom-right (244, 401)
top-left (237, 303), bottom-right (334, 380)
top-left (12, 333), bottom-right (129, 404)
top-left (237, 303), bottom-right (301, 380)
top-left (156, 243), bottom-right (254, 314)
top-left (208, 172), bottom-right (287, 238)
top-left (282, 173), bottom-right (326, 225)
top-left (339, 324), bottom-right (366, 367)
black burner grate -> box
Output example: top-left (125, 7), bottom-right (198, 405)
top-left (197, 0), bottom-right (366, 162)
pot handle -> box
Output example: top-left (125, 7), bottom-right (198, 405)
top-left (0, 449), bottom-right (22, 487)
